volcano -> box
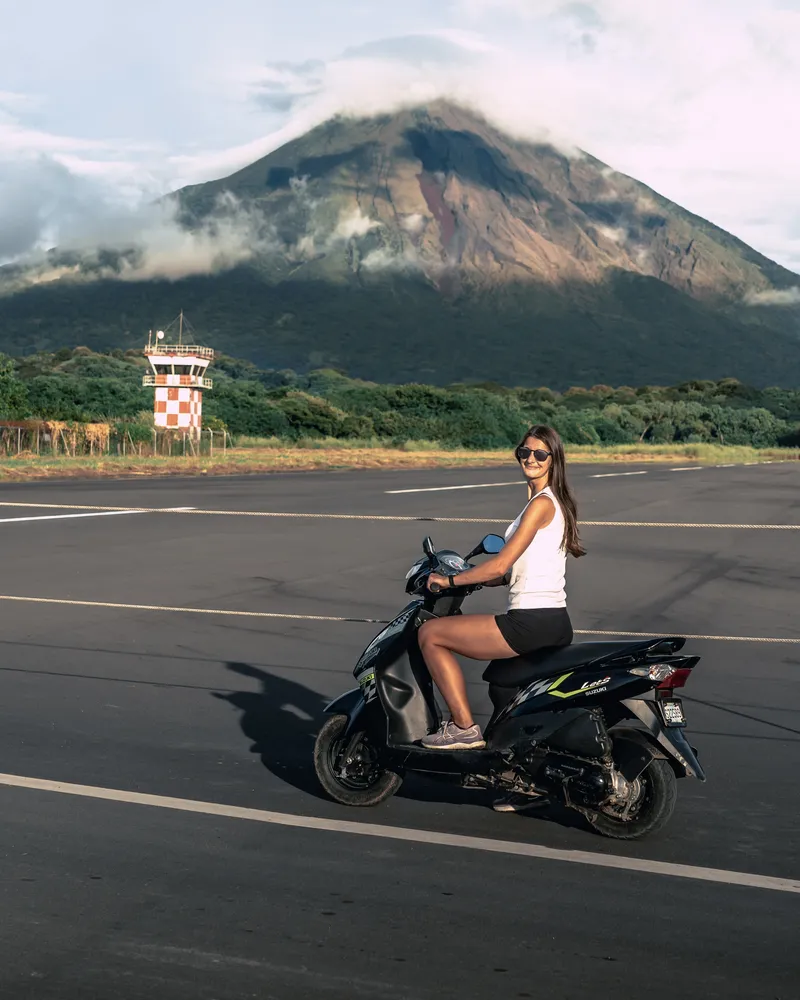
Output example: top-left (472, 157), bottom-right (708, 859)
top-left (2, 101), bottom-right (799, 387)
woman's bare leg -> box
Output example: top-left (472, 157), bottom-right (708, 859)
top-left (418, 615), bottom-right (517, 729)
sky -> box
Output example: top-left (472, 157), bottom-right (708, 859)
top-left (1, 0), bottom-right (799, 274)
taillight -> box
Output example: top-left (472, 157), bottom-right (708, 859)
top-left (657, 667), bottom-right (692, 690)
top-left (629, 663), bottom-right (675, 682)
top-left (629, 664), bottom-right (694, 687)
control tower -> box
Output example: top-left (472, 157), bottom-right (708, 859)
top-left (143, 312), bottom-right (214, 437)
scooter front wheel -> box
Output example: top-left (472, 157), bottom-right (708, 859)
top-left (314, 714), bottom-right (403, 806)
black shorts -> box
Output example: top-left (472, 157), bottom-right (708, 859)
top-left (495, 607), bottom-right (573, 656)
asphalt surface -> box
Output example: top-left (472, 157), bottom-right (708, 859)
top-left (0, 462), bottom-right (798, 999)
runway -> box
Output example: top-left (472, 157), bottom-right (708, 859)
top-left (0, 461), bottom-right (797, 999)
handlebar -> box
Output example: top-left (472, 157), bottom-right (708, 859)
top-left (426, 578), bottom-right (482, 596)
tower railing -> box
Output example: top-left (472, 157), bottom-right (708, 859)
top-left (143, 344), bottom-right (215, 360)
top-left (143, 374), bottom-right (214, 389)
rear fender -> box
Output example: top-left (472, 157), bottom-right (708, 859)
top-left (611, 728), bottom-right (667, 782)
top-left (620, 699), bottom-right (706, 780)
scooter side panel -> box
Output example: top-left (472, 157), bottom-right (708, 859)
top-left (488, 706), bottom-right (600, 753)
top-left (492, 667), bottom-right (651, 732)
top-left (380, 632), bottom-right (441, 745)
top-left (353, 602), bottom-right (439, 746)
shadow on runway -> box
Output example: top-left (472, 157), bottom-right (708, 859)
top-left (212, 661), bottom-right (588, 832)
top-left (212, 661), bottom-right (330, 800)
top-left (683, 694), bottom-right (800, 737)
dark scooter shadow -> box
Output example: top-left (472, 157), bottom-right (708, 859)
top-left (214, 662), bottom-right (591, 831)
top-left (212, 661), bottom-right (331, 800)
top-left (399, 775), bottom-right (590, 831)
top-left (397, 774), bottom-right (588, 831)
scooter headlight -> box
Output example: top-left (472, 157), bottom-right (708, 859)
top-left (406, 559), bottom-right (426, 581)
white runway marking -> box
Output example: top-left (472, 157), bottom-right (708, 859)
top-left (0, 594), bottom-right (796, 642)
top-left (0, 772), bottom-right (797, 894)
top-left (0, 594), bottom-right (386, 624)
top-left (581, 521), bottom-right (800, 529)
top-left (388, 461), bottom-right (795, 490)
top-left (589, 471), bottom-right (648, 478)
top-left (0, 509), bottom-right (148, 524)
top-left (0, 503), bottom-right (796, 529)
top-left (0, 505), bottom-right (195, 525)
top-left (574, 628), bottom-right (800, 644)
top-left (385, 481), bottom-right (519, 494)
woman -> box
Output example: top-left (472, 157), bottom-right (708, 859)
top-left (419, 424), bottom-right (585, 756)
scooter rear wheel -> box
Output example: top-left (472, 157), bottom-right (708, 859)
top-left (314, 714), bottom-right (402, 806)
top-left (587, 758), bottom-right (677, 840)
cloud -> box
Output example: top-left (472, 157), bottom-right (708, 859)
top-left (400, 213), bottom-right (425, 235)
top-left (745, 286), bottom-right (800, 306)
top-left (251, 60), bottom-right (326, 114)
top-left (108, 194), bottom-right (276, 282)
top-left (0, 100), bottom-right (176, 265)
top-left (0, 91), bottom-right (43, 115)
top-left (0, 155), bottom-right (120, 261)
top-left (361, 245), bottom-right (425, 274)
top-left (340, 34), bottom-right (491, 64)
top-left (4, 173), bottom-right (380, 287)
top-left (596, 225), bottom-right (627, 245)
top-left (332, 208), bottom-right (379, 241)
top-left (5, 193), bottom-right (276, 286)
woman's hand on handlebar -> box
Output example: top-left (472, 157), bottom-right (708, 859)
top-left (426, 572), bottom-right (450, 594)
top-left (426, 572), bottom-right (483, 595)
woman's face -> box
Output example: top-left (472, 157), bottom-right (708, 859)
top-left (518, 436), bottom-right (552, 482)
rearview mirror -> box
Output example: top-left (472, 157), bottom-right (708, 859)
top-left (465, 533), bottom-right (506, 560)
top-left (422, 536), bottom-right (436, 558)
top-left (481, 534), bottom-right (505, 554)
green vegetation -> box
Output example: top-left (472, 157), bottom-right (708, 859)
top-left (3, 268), bottom-right (800, 392)
top-left (1, 346), bottom-right (799, 449)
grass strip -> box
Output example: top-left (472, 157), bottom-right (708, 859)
top-left (0, 441), bottom-right (796, 482)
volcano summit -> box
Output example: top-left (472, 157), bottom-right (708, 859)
top-left (2, 102), bottom-right (799, 387)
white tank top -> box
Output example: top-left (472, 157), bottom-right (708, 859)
top-left (504, 486), bottom-right (567, 610)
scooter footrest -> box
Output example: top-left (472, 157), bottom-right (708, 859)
top-left (387, 744), bottom-right (495, 774)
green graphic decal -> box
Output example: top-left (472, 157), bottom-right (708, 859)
top-left (548, 672), bottom-right (612, 699)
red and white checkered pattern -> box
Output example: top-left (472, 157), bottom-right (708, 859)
top-left (154, 387), bottom-right (203, 429)
top-left (154, 374), bottom-right (203, 387)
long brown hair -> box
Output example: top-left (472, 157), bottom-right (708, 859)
top-left (515, 424), bottom-right (586, 558)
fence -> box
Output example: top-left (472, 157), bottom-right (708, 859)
top-left (0, 423), bottom-right (232, 458)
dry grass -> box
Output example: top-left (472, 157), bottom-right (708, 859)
top-left (563, 443), bottom-right (799, 464)
top-left (0, 440), bottom-right (796, 482)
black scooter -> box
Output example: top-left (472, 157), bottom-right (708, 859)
top-left (314, 534), bottom-right (705, 839)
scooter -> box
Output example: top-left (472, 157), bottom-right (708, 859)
top-left (313, 534), bottom-right (705, 839)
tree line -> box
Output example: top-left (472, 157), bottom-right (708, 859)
top-left (1, 347), bottom-right (798, 448)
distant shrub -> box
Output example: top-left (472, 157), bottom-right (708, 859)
top-left (4, 349), bottom-right (798, 449)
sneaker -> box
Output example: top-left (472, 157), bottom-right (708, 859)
top-left (421, 721), bottom-right (486, 751)
top-left (492, 792), bottom-right (546, 813)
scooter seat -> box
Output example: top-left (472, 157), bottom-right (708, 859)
top-left (483, 640), bottom-right (652, 688)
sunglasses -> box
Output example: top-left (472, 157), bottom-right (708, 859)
top-left (516, 446), bottom-right (552, 463)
